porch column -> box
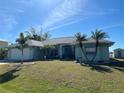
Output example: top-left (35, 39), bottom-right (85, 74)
top-left (59, 45), bottom-right (63, 59)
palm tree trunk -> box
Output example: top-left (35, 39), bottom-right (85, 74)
top-left (79, 43), bottom-right (89, 63)
top-left (21, 46), bottom-right (23, 64)
top-left (91, 40), bottom-right (99, 63)
top-left (82, 46), bottom-right (89, 62)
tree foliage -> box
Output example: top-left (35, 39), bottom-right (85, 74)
top-left (91, 29), bottom-right (109, 62)
top-left (16, 32), bottom-right (27, 64)
top-left (25, 27), bottom-right (51, 41)
top-left (0, 48), bottom-right (7, 60)
top-left (75, 32), bottom-right (89, 63)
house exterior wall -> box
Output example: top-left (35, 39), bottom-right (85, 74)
top-left (0, 41), bottom-right (8, 48)
top-left (75, 45), bottom-right (85, 61)
top-left (114, 50), bottom-right (118, 58)
top-left (59, 44), bottom-right (75, 59)
top-left (8, 47), bottom-right (34, 61)
top-left (32, 47), bottom-right (44, 60)
top-left (59, 45), bottom-right (63, 59)
top-left (99, 46), bottom-right (109, 61)
top-left (114, 49), bottom-right (124, 58)
top-left (109, 52), bottom-right (114, 58)
top-left (121, 51), bottom-right (124, 58)
top-left (75, 44), bottom-right (110, 62)
top-left (7, 38), bottom-right (113, 62)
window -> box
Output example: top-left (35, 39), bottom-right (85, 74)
top-left (85, 47), bottom-right (95, 54)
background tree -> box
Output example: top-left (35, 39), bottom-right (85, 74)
top-left (75, 32), bottom-right (89, 63)
top-left (25, 27), bottom-right (51, 41)
top-left (16, 33), bottom-right (27, 64)
top-left (41, 45), bottom-right (56, 60)
top-left (0, 48), bottom-right (8, 60)
top-left (42, 31), bottom-right (51, 41)
top-left (91, 29), bottom-right (109, 62)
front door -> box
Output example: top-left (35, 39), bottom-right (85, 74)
top-left (62, 45), bottom-right (74, 59)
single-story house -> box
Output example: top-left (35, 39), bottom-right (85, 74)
top-left (114, 48), bottom-right (124, 59)
top-left (7, 37), bottom-right (75, 61)
top-left (109, 52), bottom-right (114, 58)
top-left (7, 37), bottom-right (114, 62)
top-left (0, 39), bottom-right (8, 48)
top-left (0, 39), bottom-right (8, 60)
top-left (75, 39), bottom-right (114, 63)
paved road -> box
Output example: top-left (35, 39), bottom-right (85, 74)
top-left (0, 63), bottom-right (8, 65)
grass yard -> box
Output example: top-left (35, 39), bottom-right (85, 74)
top-left (0, 60), bottom-right (124, 93)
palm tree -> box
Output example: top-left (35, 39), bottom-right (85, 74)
top-left (75, 32), bottom-right (89, 63)
top-left (91, 29), bottom-right (109, 62)
top-left (16, 33), bottom-right (27, 64)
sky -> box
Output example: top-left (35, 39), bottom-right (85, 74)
top-left (0, 0), bottom-right (124, 51)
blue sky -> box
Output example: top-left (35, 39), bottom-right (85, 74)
top-left (0, 0), bottom-right (124, 51)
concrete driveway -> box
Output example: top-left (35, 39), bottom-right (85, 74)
top-left (0, 63), bottom-right (8, 65)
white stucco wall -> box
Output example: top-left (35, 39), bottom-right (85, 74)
top-left (75, 46), bottom-right (86, 61)
top-left (121, 51), bottom-right (124, 58)
top-left (99, 46), bottom-right (109, 61)
top-left (114, 50), bottom-right (118, 58)
top-left (59, 45), bottom-right (63, 59)
top-left (0, 41), bottom-right (8, 48)
top-left (114, 49), bottom-right (124, 58)
top-left (75, 45), bottom-right (110, 62)
top-left (8, 48), bottom-right (34, 61)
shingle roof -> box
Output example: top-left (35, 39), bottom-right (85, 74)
top-left (26, 40), bottom-right (44, 47)
top-left (42, 37), bottom-right (76, 45)
top-left (8, 40), bottom-right (44, 48)
top-left (8, 37), bottom-right (114, 47)
top-left (82, 39), bottom-right (114, 45)
top-left (0, 39), bottom-right (8, 43)
top-left (114, 48), bottom-right (124, 51)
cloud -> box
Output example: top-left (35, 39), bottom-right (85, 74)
top-left (0, 12), bottom-right (17, 41)
top-left (0, 15), bottom-right (17, 30)
top-left (8, 8), bottom-right (24, 13)
top-left (87, 23), bottom-right (124, 32)
top-left (16, 0), bottom-right (34, 6)
top-left (42, 0), bottom-right (118, 31)
top-left (101, 23), bottom-right (124, 30)
top-left (49, 17), bottom-right (88, 31)
top-left (0, 14), bottom-right (18, 41)
top-left (42, 0), bottom-right (88, 31)
top-left (0, 0), bottom-right (26, 35)
top-left (16, 0), bottom-right (57, 7)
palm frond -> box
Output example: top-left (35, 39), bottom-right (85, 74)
top-left (91, 29), bottom-right (109, 40)
top-left (75, 32), bottom-right (87, 42)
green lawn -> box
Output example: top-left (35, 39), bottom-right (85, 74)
top-left (0, 60), bottom-right (124, 93)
